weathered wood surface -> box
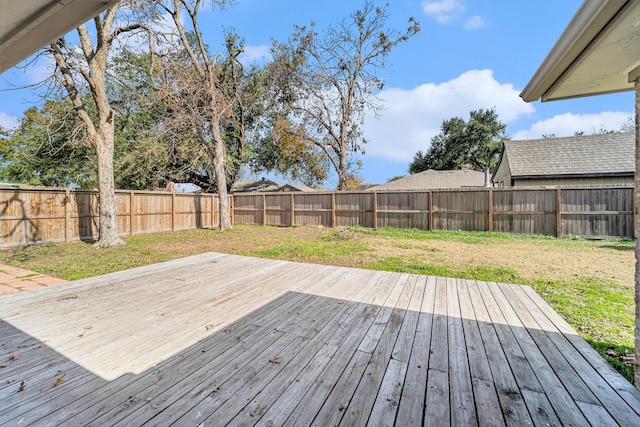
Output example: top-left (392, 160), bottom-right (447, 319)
top-left (1, 253), bottom-right (639, 426)
top-left (1, 186), bottom-right (634, 248)
top-left (234, 186), bottom-right (635, 238)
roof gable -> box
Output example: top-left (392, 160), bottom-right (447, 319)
top-left (503, 132), bottom-right (634, 178)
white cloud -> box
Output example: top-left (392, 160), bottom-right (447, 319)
top-left (0, 112), bottom-right (19, 131)
top-left (464, 15), bottom-right (486, 30)
top-left (422, 0), bottom-right (465, 24)
top-left (238, 45), bottom-right (272, 65)
top-left (22, 54), bottom-right (56, 85)
top-left (362, 69), bottom-right (534, 162)
top-left (511, 111), bottom-right (632, 140)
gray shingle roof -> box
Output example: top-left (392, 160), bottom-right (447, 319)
top-left (368, 169), bottom-right (486, 191)
top-left (231, 179), bottom-right (315, 193)
top-left (503, 132), bottom-right (634, 178)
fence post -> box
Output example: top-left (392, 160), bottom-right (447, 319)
top-left (211, 194), bottom-right (219, 229)
top-left (373, 192), bottom-right (378, 229)
top-left (556, 188), bottom-right (562, 238)
top-left (171, 193), bottom-right (176, 231)
top-left (428, 191), bottom-right (433, 232)
top-left (488, 189), bottom-right (493, 232)
top-left (632, 186), bottom-right (636, 239)
top-left (64, 188), bottom-right (71, 242)
top-left (262, 194), bottom-right (267, 226)
top-left (290, 193), bottom-right (295, 227)
top-left (332, 193), bottom-right (336, 227)
top-left (130, 191), bottom-right (135, 236)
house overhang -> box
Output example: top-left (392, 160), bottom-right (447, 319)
top-left (520, 0), bottom-right (640, 102)
top-left (0, 0), bottom-right (117, 74)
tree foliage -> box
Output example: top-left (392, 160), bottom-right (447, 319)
top-left (1, 49), bottom-right (179, 192)
top-left (0, 101), bottom-right (95, 188)
top-left (251, 116), bottom-right (329, 188)
top-left (272, 1), bottom-right (419, 189)
top-left (151, 0), bottom-right (240, 230)
top-left (409, 108), bottom-right (507, 174)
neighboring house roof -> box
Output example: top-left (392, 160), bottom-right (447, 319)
top-left (354, 184), bottom-right (378, 191)
top-left (0, 0), bottom-right (117, 73)
top-left (279, 183), bottom-right (316, 192)
top-left (231, 179), bottom-right (315, 193)
top-left (520, 0), bottom-right (639, 102)
top-left (495, 132), bottom-right (634, 180)
top-left (367, 169), bottom-right (486, 191)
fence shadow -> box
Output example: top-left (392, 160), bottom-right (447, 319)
top-left (75, 192), bottom-right (97, 241)
top-left (194, 195), bottom-right (202, 229)
top-left (0, 190), bottom-right (40, 246)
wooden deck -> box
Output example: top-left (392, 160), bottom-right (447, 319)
top-left (1, 252), bottom-right (639, 426)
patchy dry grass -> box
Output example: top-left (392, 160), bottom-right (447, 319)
top-left (0, 225), bottom-right (634, 381)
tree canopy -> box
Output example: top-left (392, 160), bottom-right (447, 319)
top-left (272, 1), bottom-right (419, 189)
top-left (409, 108), bottom-right (507, 174)
top-left (3, 1), bottom-right (424, 198)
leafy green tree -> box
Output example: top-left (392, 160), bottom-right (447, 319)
top-left (0, 101), bottom-right (96, 188)
top-left (409, 108), bottom-right (507, 174)
top-left (273, 1), bottom-right (420, 190)
top-left (250, 116), bottom-right (329, 188)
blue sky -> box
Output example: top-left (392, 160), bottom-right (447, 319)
top-left (0, 0), bottom-right (635, 188)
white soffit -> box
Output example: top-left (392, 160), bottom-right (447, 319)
top-left (0, 0), bottom-right (117, 74)
top-left (521, 0), bottom-right (640, 102)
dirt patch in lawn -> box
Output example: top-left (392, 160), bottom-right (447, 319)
top-left (372, 238), bottom-right (633, 287)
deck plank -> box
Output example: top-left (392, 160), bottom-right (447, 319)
top-left (446, 278), bottom-right (477, 426)
top-left (394, 275), bottom-right (435, 427)
top-left (466, 280), bottom-right (532, 427)
top-left (487, 281), bottom-right (589, 426)
top-left (1, 252), bottom-right (639, 426)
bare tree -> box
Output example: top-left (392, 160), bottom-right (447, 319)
top-left (152, 0), bottom-right (233, 230)
top-left (273, 2), bottom-right (419, 190)
top-left (49, 3), bottom-right (149, 246)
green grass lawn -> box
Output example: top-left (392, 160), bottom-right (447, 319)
top-left (0, 225), bottom-right (635, 382)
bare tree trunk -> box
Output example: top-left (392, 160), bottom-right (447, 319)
top-left (48, 4), bottom-right (144, 247)
top-left (95, 122), bottom-right (125, 247)
top-left (337, 169), bottom-right (347, 191)
top-left (211, 123), bottom-right (232, 231)
top-left (634, 77), bottom-right (640, 390)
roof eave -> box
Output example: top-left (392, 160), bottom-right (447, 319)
top-left (513, 172), bottom-right (634, 180)
top-left (0, 0), bottom-right (118, 74)
top-left (519, 0), bottom-right (628, 103)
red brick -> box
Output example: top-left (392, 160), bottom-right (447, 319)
top-left (32, 276), bottom-right (67, 286)
top-left (15, 281), bottom-right (45, 291)
top-left (0, 285), bottom-right (19, 295)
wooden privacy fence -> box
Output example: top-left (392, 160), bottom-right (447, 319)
top-left (232, 186), bottom-right (634, 239)
top-left (0, 187), bottom-right (221, 247)
top-left (0, 185), bottom-right (633, 247)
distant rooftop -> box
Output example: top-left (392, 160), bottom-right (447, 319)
top-left (368, 169), bottom-right (486, 191)
top-left (231, 178), bottom-right (315, 193)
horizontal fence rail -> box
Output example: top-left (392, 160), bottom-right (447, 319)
top-left (0, 185), bottom-right (633, 247)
